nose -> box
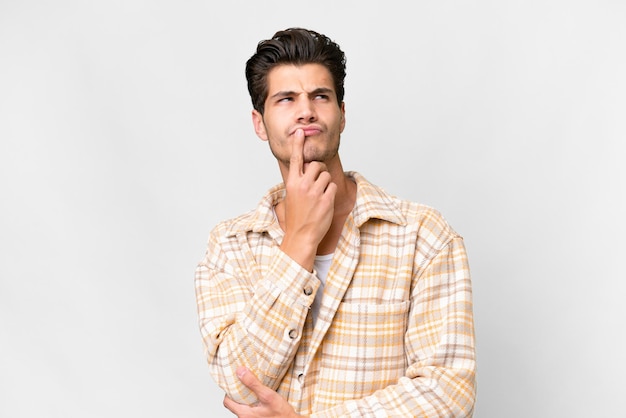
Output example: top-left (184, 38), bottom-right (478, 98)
top-left (296, 98), bottom-right (316, 122)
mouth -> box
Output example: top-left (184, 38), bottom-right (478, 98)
top-left (302, 128), bottom-right (322, 136)
top-left (292, 125), bottom-right (323, 137)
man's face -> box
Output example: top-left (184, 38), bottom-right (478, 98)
top-left (252, 63), bottom-right (345, 168)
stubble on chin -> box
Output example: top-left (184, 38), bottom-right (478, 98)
top-left (301, 135), bottom-right (341, 164)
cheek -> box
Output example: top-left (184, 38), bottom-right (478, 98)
top-left (330, 117), bottom-right (345, 137)
top-left (263, 118), bottom-right (288, 139)
top-left (268, 134), bottom-right (290, 154)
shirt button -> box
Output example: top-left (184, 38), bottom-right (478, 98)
top-left (298, 373), bottom-right (304, 384)
top-left (303, 286), bottom-right (313, 296)
top-left (288, 329), bottom-right (298, 339)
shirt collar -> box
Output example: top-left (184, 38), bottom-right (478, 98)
top-left (348, 171), bottom-right (407, 228)
top-left (226, 171), bottom-right (407, 237)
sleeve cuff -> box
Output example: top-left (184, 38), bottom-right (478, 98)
top-left (263, 246), bottom-right (320, 308)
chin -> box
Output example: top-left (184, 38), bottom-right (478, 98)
top-left (304, 153), bottom-right (337, 164)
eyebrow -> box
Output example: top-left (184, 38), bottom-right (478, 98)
top-left (269, 87), bottom-right (334, 100)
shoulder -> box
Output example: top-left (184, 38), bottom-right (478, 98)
top-left (350, 171), bottom-right (460, 244)
top-left (208, 183), bottom-right (284, 241)
top-left (400, 199), bottom-right (459, 236)
top-left (209, 209), bottom-right (257, 239)
top-left (396, 197), bottom-right (461, 249)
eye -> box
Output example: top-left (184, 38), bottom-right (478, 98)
top-left (315, 94), bottom-right (329, 100)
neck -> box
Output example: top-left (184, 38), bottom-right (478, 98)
top-left (316, 168), bottom-right (356, 255)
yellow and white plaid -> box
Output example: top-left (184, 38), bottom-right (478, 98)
top-left (195, 172), bottom-right (476, 417)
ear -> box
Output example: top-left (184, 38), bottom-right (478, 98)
top-left (339, 102), bottom-right (346, 133)
top-left (252, 110), bottom-right (268, 141)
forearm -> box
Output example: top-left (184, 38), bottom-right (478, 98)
top-left (310, 367), bottom-right (476, 418)
top-left (196, 245), bottom-right (319, 404)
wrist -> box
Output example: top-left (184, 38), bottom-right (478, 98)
top-left (279, 236), bottom-right (317, 271)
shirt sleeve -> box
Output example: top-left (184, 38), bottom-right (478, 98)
top-left (195, 228), bottom-right (320, 405)
top-left (311, 236), bottom-right (476, 417)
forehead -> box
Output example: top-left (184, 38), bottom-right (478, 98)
top-left (266, 63), bottom-right (335, 94)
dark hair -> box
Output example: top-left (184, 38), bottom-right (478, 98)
top-left (245, 27), bottom-right (347, 115)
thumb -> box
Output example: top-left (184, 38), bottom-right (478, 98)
top-left (236, 366), bottom-right (267, 398)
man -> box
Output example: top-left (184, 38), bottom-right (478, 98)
top-left (195, 28), bottom-right (476, 417)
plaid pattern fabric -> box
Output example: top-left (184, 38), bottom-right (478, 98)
top-left (195, 172), bottom-right (476, 417)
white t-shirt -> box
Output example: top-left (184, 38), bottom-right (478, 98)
top-left (312, 253), bottom-right (333, 326)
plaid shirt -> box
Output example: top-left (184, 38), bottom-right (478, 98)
top-left (195, 172), bottom-right (476, 417)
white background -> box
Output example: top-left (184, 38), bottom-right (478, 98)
top-left (1, 1), bottom-right (625, 417)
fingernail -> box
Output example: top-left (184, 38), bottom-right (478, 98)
top-left (236, 366), bottom-right (247, 378)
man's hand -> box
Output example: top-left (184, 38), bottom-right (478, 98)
top-left (223, 367), bottom-right (305, 418)
top-left (279, 129), bottom-right (337, 271)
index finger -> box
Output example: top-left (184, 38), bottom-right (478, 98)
top-left (289, 128), bottom-right (305, 177)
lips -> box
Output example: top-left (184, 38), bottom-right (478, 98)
top-left (292, 125), bottom-right (323, 137)
top-left (302, 128), bottom-right (322, 136)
